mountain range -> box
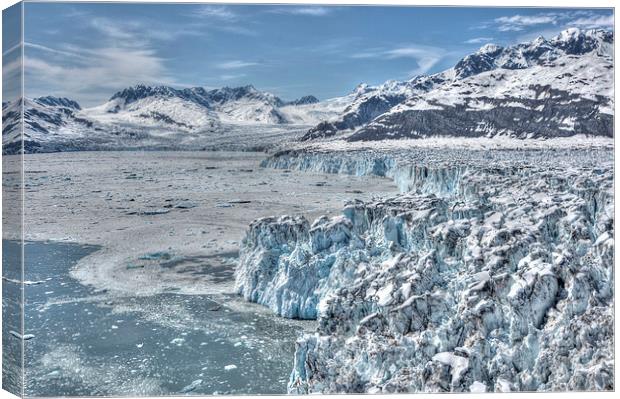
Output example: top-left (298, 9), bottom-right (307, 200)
top-left (303, 28), bottom-right (613, 141)
top-left (2, 28), bottom-right (614, 154)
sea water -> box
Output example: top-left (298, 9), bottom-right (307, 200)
top-left (3, 240), bottom-right (307, 396)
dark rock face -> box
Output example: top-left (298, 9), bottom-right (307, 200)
top-left (287, 95), bottom-right (320, 106)
top-left (34, 96), bottom-right (81, 110)
top-left (302, 94), bottom-right (407, 141)
top-left (2, 96), bottom-right (98, 154)
top-left (138, 112), bottom-right (193, 129)
top-left (349, 89), bottom-right (613, 141)
top-left (109, 84), bottom-right (287, 108)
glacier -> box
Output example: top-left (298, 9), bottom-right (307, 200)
top-left (234, 146), bottom-right (614, 393)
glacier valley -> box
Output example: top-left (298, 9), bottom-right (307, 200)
top-left (2, 27), bottom-right (614, 395)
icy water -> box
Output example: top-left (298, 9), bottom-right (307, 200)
top-left (4, 240), bottom-right (310, 396)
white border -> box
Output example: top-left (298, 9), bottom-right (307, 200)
top-left (0, 1), bottom-right (617, 399)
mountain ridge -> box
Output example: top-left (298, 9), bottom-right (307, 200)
top-left (302, 28), bottom-right (614, 142)
top-left (2, 28), bottom-right (614, 154)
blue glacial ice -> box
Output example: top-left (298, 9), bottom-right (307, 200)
top-left (236, 147), bottom-right (614, 393)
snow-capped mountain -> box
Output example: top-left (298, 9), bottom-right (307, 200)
top-left (303, 28), bottom-right (614, 141)
top-left (86, 84), bottom-right (290, 127)
top-left (2, 85), bottom-right (343, 154)
top-left (285, 95), bottom-right (320, 106)
top-left (2, 97), bottom-right (101, 154)
top-left (3, 28), bottom-right (613, 154)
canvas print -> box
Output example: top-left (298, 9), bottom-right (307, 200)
top-left (1, 1), bottom-right (615, 396)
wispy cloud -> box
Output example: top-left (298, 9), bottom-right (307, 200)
top-left (91, 18), bottom-right (137, 40)
top-left (495, 14), bottom-right (558, 32)
top-left (187, 5), bottom-right (256, 36)
top-left (2, 42), bottom-right (22, 57)
top-left (216, 60), bottom-right (259, 69)
top-left (489, 11), bottom-right (613, 33)
top-left (351, 45), bottom-right (444, 76)
top-left (219, 73), bottom-right (247, 81)
top-left (268, 6), bottom-right (333, 16)
top-left (464, 37), bottom-right (494, 44)
top-left (24, 18), bottom-right (180, 105)
top-left (569, 14), bottom-right (614, 29)
top-left (25, 42), bottom-right (89, 60)
top-left (26, 47), bottom-right (176, 94)
top-left (89, 17), bottom-right (203, 44)
top-left (193, 5), bottom-right (238, 21)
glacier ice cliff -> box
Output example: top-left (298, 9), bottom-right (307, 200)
top-left (235, 147), bottom-right (614, 393)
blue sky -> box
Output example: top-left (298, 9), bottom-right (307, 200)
top-left (6, 3), bottom-right (615, 106)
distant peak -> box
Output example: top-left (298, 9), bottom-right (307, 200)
top-left (109, 84), bottom-right (179, 103)
top-left (552, 27), bottom-right (612, 42)
top-left (478, 43), bottom-right (502, 54)
top-left (34, 96), bottom-right (81, 110)
top-left (287, 95), bottom-right (319, 106)
top-left (353, 83), bottom-right (373, 96)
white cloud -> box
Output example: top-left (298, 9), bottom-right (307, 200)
top-left (495, 14), bottom-right (558, 32)
top-left (269, 6), bottom-right (333, 16)
top-left (193, 5), bottom-right (238, 21)
top-left (24, 18), bottom-right (180, 106)
top-left (569, 14), bottom-right (614, 29)
top-left (26, 47), bottom-right (175, 94)
top-left (186, 6), bottom-right (256, 36)
top-left (491, 11), bottom-right (613, 33)
top-left (351, 45), bottom-right (444, 76)
top-left (464, 37), bottom-right (494, 44)
top-left (216, 60), bottom-right (259, 69)
top-left (91, 18), bottom-right (137, 40)
top-left (219, 73), bottom-right (247, 81)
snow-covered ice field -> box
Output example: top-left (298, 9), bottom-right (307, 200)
top-left (12, 151), bottom-right (396, 296)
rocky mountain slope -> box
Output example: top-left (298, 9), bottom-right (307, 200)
top-left (302, 28), bottom-right (614, 141)
top-left (2, 97), bottom-right (102, 154)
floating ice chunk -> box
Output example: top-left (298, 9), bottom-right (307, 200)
top-left (174, 200), bottom-right (197, 209)
top-left (24, 280), bottom-right (45, 285)
top-left (9, 331), bottom-right (35, 340)
top-left (139, 251), bottom-right (173, 261)
top-left (224, 364), bottom-right (237, 371)
top-left (180, 379), bottom-right (202, 393)
top-left (170, 338), bottom-right (185, 346)
top-left (139, 208), bottom-right (170, 216)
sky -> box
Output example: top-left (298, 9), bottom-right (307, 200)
top-left (3, 3), bottom-right (615, 106)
